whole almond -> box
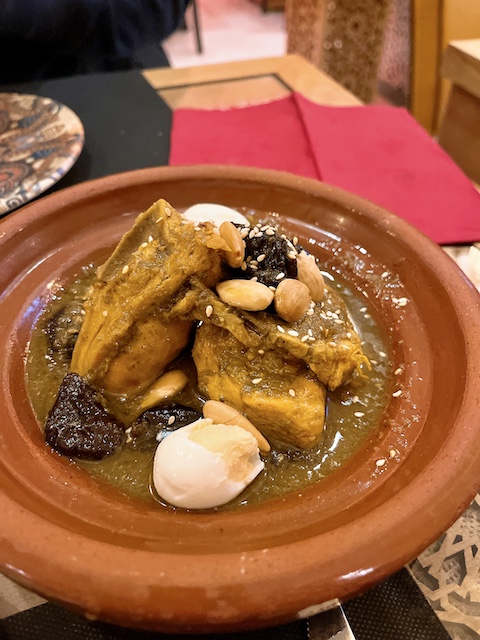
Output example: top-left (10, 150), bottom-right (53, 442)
top-left (274, 278), bottom-right (311, 322)
top-left (219, 221), bottom-right (245, 268)
top-left (216, 279), bottom-right (274, 311)
top-left (296, 251), bottom-right (325, 301)
top-left (139, 370), bottom-right (188, 412)
top-left (203, 400), bottom-right (270, 452)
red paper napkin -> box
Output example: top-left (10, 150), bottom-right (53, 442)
top-left (170, 92), bottom-right (480, 245)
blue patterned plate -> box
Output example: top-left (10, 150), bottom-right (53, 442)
top-left (0, 92), bottom-right (84, 215)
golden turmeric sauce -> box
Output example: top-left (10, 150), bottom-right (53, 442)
top-left (26, 265), bottom-right (391, 509)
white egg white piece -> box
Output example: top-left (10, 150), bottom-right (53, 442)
top-left (182, 203), bottom-right (249, 228)
top-left (153, 418), bottom-right (264, 510)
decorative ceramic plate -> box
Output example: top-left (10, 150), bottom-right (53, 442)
top-left (0, 93), bottom-right (84, 215)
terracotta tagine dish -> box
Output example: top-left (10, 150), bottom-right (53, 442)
top-left (0, 165), bottom-right (479, 633)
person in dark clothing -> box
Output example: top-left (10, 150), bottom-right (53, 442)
top-left (0, 0), bottom-right (190, 83)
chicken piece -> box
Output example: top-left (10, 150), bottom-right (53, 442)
top-left (193, 323), bottom-right (326, 449)
top-left (191, 284), bottom-right (369, 392)
top-left (70, 199), bottom-right (228, 413)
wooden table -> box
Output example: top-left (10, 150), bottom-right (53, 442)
top-left (142, 53), bottom-right (361, 110)
top-left (440, 39), bottom-right (480, 184)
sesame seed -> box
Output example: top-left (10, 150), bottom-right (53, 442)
top-left (249, 229), bottom-right (256, 239)
top-left (307, 329), bottom-right (313, 336)
top-left (379, 351), bottom-right (386, 358)
top-left (260, 225), bottom-right (269, 232)
top-left (194, 225), bottom-right (200, 231)
top-left (370, 359), bottom-right (378, 366)
top-left (250, 276), bottom-right (258, 282)
top-left (269, 286), bottom-right (276, 292)
top-left (352, 395), bottom-right (360, 403)
top-left (364, 314), bottom-right (371, 319)
top-left (389, 448), bottom-right (398, 458)
top-left (241, 261), bottom-right (247, 271)
top-left (265, 228), bottom-right (275, 236)
top-left (394, 367), bottom-right (402, 376)
top-left (258, 349), bottom-right (265, 355)
top-left (293, 236), bottom-right (298, 245)
top-left (280, 234), bottom-right (287, 240)
top-left (376, 458), bottom-right (386, 468)
top-left (168, 415), bottom-right (176, 425)
top-left (122, 265), bottom-right (129, 275)
top-left (288, 388), bottom-right (296, 397)
top-left (346, 332), bottom-right (352, 338)
top-left (213, 227), bottom-right (220, 236)
top-left (276, 272), bottom-right (285, 280)
top-left (277, 325), bottom-right (285, 334)
top-left (125, 427), bottom-right (132, 434)
top-left (181, 220), bottom-right (190, 225)
top-left (307, 336), bottom-right (315, 342)
top-left (360, 306), bottom-right (367, 313)
top-left (164, 206), bottom-right (171, 215)
top-left (148, 235), bottom-right (153, 242)
top-left (250, 260), bottom-right (258, 267)
top-left (328, 341), bottom-right (336, 347)
top-left (252, 378), bottom-right (262, 385)
top-left (240, 228), bottom-right (249, 238)
top-left (205, 305), bottom-right (213, 318)
top-left (155, 432), bottom-right (163, 442)
top-left (155, 217), bottom-right (162, 223)
top-left (257, 254), bottom-right (266, 262)
top-left (392, 390), bottom-right (403, 397)
top-left (301, 335), bottom-right (309, 342)
top-left (250, 264), bottom-right (258, 270)
top-left (80, 309), bottom-right (86, 315)
top-left (102, 310), bottom-right (108, 317)
top-left (307, 308), bottom-right (314, 315)
top-left (288, 330), bottom-right (299, 337)
top-left (381, 271), bottom-right (389, 278)
top-left (140, 242), bottom-right (148, 248)
top-left (334, 319), bottom-right (344, 325)
top-left (398, 300), bottom-right (408, 307)
top-left (354, 411), bottom-right (365, 418)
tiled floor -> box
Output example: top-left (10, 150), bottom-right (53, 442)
top-left (163, 0), bottom-right (287, 68)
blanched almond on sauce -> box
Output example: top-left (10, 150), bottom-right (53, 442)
top-left (274, 278), bottom-right (311, 323)
top-left (296, 251), bottom-right (325, 302)
top-left (219, 221), bottom-right (245, 268)
top-left (216, 279), bottom-right (274, 311)
top-left (203, 400), bottom-right (271, 452)
top-left (139, 370), bottom-right (188, 412)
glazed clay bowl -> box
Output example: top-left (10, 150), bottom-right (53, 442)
top-left (1, 166), bottom-right (479, 633)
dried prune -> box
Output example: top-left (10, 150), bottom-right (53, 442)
top-left (130, 404), bottom-right (202, 451)
top-left (45, 372), bottom-right (125, 460)
top-left (242, 231), bottom-right (297, 288)
top-left (46, 302), bottom-right (85, 364)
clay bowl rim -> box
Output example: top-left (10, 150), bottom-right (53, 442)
top-left (1, 165), bottom-right (480, 633)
